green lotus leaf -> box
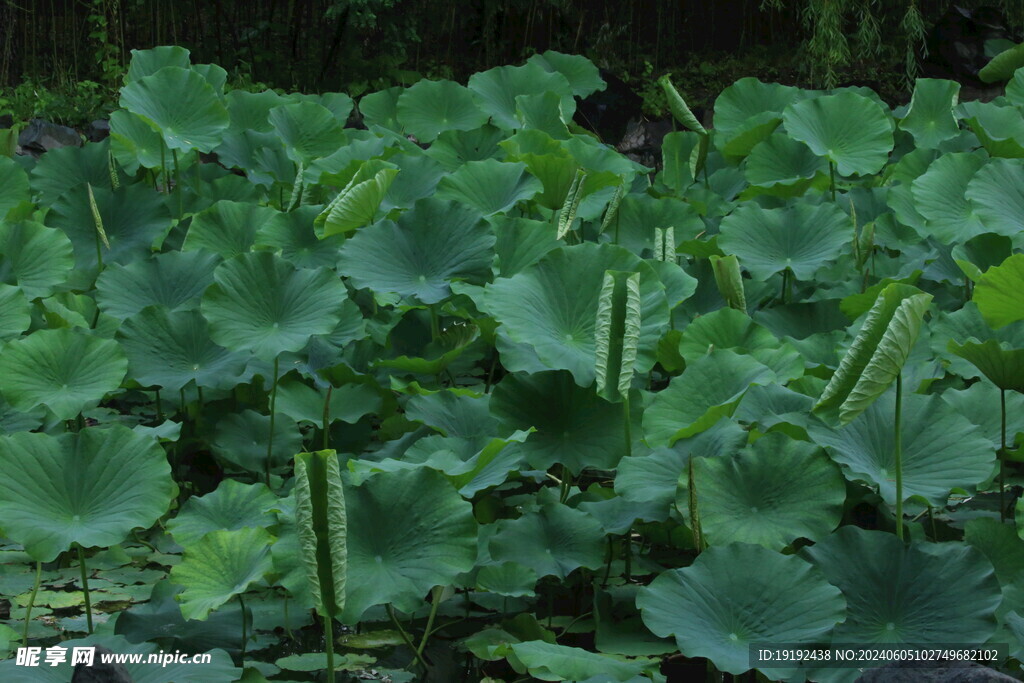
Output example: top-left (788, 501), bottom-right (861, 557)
top-left (476, 562), bottom-right (538, 598)
top-left (963, 518), bottom-right (1024, 607)
top-left (186, 64), bottom-right (226, 95)
top-left (491, 215), bottom-right (561, 277)
top-left (109, 110), bottom-right (166, 173)
top-left (268, 101), bottom-right (346, 164)
top-left (980, 42), bottom-right (1024, 82)
top-left (693, 432), bottom-right (845, 550)
top-left (969, 159), bottom-right (1024, 239)
top-left (166, 479), bottom-right (277, 548)
top-left (643, 350), bottom-right (775, 447)
top-left (380, 153), bottom-right (446, 212)
top-left (480, 243), bottom-right (669, 386)
top-left (941, 382), bottom-right (1024, 452)
top-left (126, 45), bottom-right (190, 82)
top-left (275, 376), bottom-right (382, 426)
top-left (170, 527), bottom-right (274, 621)
top-left (0, 426), bottom-right (174, 562)
top-left (210, 409), bottom-right (304, 474)
top-left (468, 62), bottom-right (574, 130)
top-left (974, 254), bottom-right (1024, 328)
top-left (316, 165), bottom-right (398, 238)
top-left (426, 124), bottom-right (505, 170)
top-left (252, 205), bottom-right (342, 269)
top-left (294, 449), bottom-right (347, 618)
top-left (809, 392), bottom-right (996, 506)
top-left (678, 308), bottom-right (781, 363)
top-left (224, 89), bottom-right (284, 133)
top-left (612, 194), bottom-right (705, 257)
top-left (637, 543), bottom-right (845, 676)
top-left (0, 220), bottom-right (73, 298)
top-left (717, 111), bottom-right (783, 158)
top-left (45, 182), bottom-right (170, 268)
top-left (718, 201), bottom-right (850, 280)
top-left (342, 468), bottom-right (476, 623)
top-left (119, 66), bottom-right (229, 153)
top-left (899, 79), bottom-right (961, 149)
top-left (488, 502), bottom-right (605, 580)
top-left (510, 640), bottom-right (651, 682)
top-left (201, 252), bottom-right (348, 357)
top-left (744, 131), bottom-right (828, 190)
top-left (962, 101), bottom-right (1024, 158)
top-left (182, 200), bottom-right (282, 258)
top-left (29, 139), bottom-right (111, 207)
top-left (396, 79), bottom-right (488, 143)
top-left (96, 250), bottom-right (219, 319)
top-left (660, 131), bottom-right (701, 192)
top-left (117, 307), bottom-right (248, 392)
top-left (491, 370), bottom-right (634, 473)
top-left (0, 284), bottom-right (29, 340)
top-left (802, 526), bottom-right (1000, 643)
top-left (0, 328), bottom-right (126, 420)
top-left (0, 157), bottom-right (29, 219)
top-left (435, 159), bottom-right (542, 216)
top-left (948, 338), bottom-right (1024, 393)
top-left (515, 90), bottom-right (572, 139)
top-left (782, 92), bottom-right (894, 176)
top-left (405, 389), bottom-right (496, 439)
top-left (337, 198), bottom-right (492, 304)
top-left (714, 78), bottom-right (807, 139)
top-left (815, 283), bottom-right (933, 425)
top-left (659, 75), bottom-right (705, 134)
top-left (909, 151), bottom-right (987, 244)
top-left (358, 86), bottom-right (403, 134)
top-left (526, 50), bottom-right (605, 98)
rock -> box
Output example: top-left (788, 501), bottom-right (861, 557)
top-left (616, 117), bottom-right (673, 169)
top-left (86, 119), bottom-right (110, 143)
top-left (17, 118), bottom-right (82, 156)
top-left (71, 646), bottom-right (134, 682)
top-left (856, 659), bottom-right (1019, 683)
top-left (575, 68), bottom-right (644, 144)
top-left (922, 5), bottom-right (1017, 86)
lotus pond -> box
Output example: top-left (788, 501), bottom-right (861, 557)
top-left (0, 45), bottom-right (1023, 682)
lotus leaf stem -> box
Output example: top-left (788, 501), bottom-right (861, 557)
top-left (322, 385), bottom-right (332, 450)
top-left (22, 561), bottom-right (41, 647)
top-left (416, 586), bottom-right (442, 656)
top-left (622, 394), bottom-right (632, 460)
top-left (1000, 388), bottom-right (1007, 522)
top-left (386, 604), bottom-right (429, 671)
top-left (266, 356), bottom-right (280, 486)
top-left (77, 543), bottom-right (93, 633)
top-left (894, 373), bottom-right (904, 540)
top-left (323, 613), bottom-right (335, 680)
top-left (239, 593), bottom-right (248, 660)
